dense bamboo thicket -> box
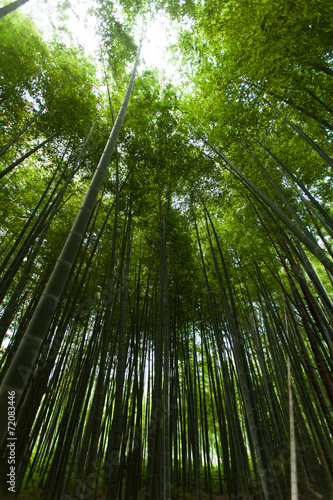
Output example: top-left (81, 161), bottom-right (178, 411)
top-left (0, 0), bottom-right (333, 499)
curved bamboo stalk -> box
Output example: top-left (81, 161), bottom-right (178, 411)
top-left (0, 41), bottom-right (142, 448)
top-left (0, 124), bottom-right (95, 345)
top-left (269, 104), bottom-right (333, 169)
top-left (205, 140), bottom-right (333, 276)
top-left (253, 137), bottom-right (333, 236)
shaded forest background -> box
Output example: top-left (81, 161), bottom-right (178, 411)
top-left (0, 0), bottom-right (333, 499)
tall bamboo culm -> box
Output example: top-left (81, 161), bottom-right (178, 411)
top-left (0, 41), bottom-right (142, 448)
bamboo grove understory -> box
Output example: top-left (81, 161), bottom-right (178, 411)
top-left (0, 0), bottom-right (333, 499)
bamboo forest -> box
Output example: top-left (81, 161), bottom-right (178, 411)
top-left (0, 0), bottom-right (333, 498)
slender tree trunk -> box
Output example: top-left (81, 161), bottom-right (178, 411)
top-left (0, 134), bottom-right (56, 180)
top-left (0, 107), bottom-right (44, 156)
top-left (285, 305), bottom-right (298, 500)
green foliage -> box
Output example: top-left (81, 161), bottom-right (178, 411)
top-left (94, 0), bottom-right (137, 80)
top-left (40, 43), bottom-right (100, 137)
top-left (1, 1), bottom-right (333, 499)
top-left (0, 12), bottom-right (48, 136)
top-left (0, 10), bottom-right (100, 155)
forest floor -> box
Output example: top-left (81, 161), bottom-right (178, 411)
top-left (132, 487), bottom-right (234, 500)
top-left (10, 486), bottom-right (235, 499)
top-left (9, 484), bottom-right (326, 499)
top-left (10, 493), bottom-right (232, 500)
